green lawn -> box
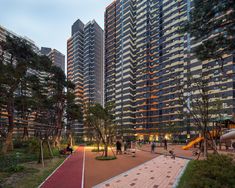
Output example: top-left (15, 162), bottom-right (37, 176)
top-left (177, 154), bottom-right (235, 188)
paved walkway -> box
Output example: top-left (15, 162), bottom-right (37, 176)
top-left (40, 146), bottom-right (85, 188)
top-left (140, 144), bottom-right (195, 159)
top-left (93, 155), bottom-right (189, 188)
top-left (85, 147), bottom-right (157, 188)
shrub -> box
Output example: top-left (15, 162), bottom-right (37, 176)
top-left (95, 156), bottom-right (117, 160)
top-left (28, 138), bottom-right (40, 154)
top-left (14, 140), bottom-right (29, 148)
top-left (178, 154), bottom-right (235, 188)
top-left (6, 165), bottom-right (25, 173)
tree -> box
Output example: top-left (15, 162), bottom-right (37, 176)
top-left (47, 66), bottom-right (67, 148)
top-left (86, 103), bottom-right (117, 157)
top-left (180, 0), bottom-right (235, 157)
top-left (158, 122), bottom-right (185, 143)
top-left (84, 107), bottom-right (102, 151)
top-left (14, 71), bottom-right (42, 141)
top-left (33, 57), bottom-right (67, 148)
top-left (31, 55), bottom-right (54, 126)
top-left (182, 0), bottom-right (235, 66)
top-left (65, 81), bottom-right (82, 146)
top-left (0, 36), bottom-right (36, 153)
top-left (178, 75), bottom-right (224, 157)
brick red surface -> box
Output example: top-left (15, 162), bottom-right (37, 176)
top-left (40, 146), bottom-right (84, 188)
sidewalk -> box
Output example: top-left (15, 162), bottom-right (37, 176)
top-left (93, 155), bottom-right (189, 188)
top-left (40, 146), bottom-right (85, 188)
top-left (84, 147), bottom-right (157, 188)
top-left (140, 144), bottom-right (196, 159)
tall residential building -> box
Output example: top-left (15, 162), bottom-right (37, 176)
top-left (67, 19), bottom-right (104, 136)
top-left (105, 0), bottom-right (235, 139)
top-left (115, 0), bottom-right (137, 132)
top-left (41, 47), bottom-right (65, 72)
top-left (105, 1), bottom-right (117, 107)
top-left (67, 19), bottom-right (104, 106)
top-left (83, 20), bottom-right (104, 105)
top-left (67, 19), bottom-right (84, 107)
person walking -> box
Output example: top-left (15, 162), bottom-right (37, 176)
top-left (164, 138), bottom-right (168, 150)
top-left (123, 141), bottom-right (127, 154)
top-left (151, 141), bottom-right (156, 153)
top-left (116, 140), bottom-right (122, 155)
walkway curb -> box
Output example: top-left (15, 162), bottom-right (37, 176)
top-left (173, 160), bottom-right (189, 188)
top-left (81, 147), bottom-right (86, 188)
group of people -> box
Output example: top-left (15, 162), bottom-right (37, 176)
top-left (116, 140), bottom-right (122, 154)
top-left (151, 138), bottom-right (168, 153)
top-left (62, 138), bottom-right (169, 155)
top-left (116, 140), bottom-right (135, 155)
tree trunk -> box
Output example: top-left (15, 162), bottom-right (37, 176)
top-left (104, 144), bottom-right (108, 157)
top-left (2, 129), bottom-right (14, 153)
top-left (207, 131), bottom-right (217, 153)
top-left (53, 135), bottom-right (61, 149)
top-left (203, 136), bottom-right (208, 157)
top-left (22, 126), bottom-right (29, 141)
top-left (2, 100), bottom-right (14, 153)
top-left (67, 132), bottom-right (73, 146)
top-left (53, 107), bottom-right (63, 148)
top-left (97, 142), bottom-right (100, 152)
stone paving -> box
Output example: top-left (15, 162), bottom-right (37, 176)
top-left (93, 155), bottom-right (189, 188)
top-left (85, 147), bottom-right (157, 188)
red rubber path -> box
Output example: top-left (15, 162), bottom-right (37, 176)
top-left (40, 146), bottom-right (84, 188)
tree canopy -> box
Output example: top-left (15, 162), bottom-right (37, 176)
top-left (183, 0), bottom-right (235, 63)
top-left (0, 35), bottom-right (81, 153)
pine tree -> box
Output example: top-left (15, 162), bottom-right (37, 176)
top-left (0, 36), bottom-right (37, 153)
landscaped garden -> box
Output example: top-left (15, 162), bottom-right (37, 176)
top-left (178, 154), bottom-right (235, 188)
top-left (0, 139), bottom-right (71, 188)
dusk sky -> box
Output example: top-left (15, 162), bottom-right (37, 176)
top-left (0, 0), bottom-right (113, 55)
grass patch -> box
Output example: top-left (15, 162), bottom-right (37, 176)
top-left (0, 144), bottom-right (60, 171)
top-left (0, 171), bottom-right (10, 186)
top-left (20, 158), bottom-right (65, 188)
top-left (177, 154), bottom-right (235, 188)
top-left (1, 157), bottom-right (66, 188)
top-left (95, 156), bottom-right (117, 160)
top-left (0, 139), bottom-right (67, 188)
top-left (5, 165), bottom-right (25, 173)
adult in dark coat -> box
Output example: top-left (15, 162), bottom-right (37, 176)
top-left (116, 140), bottom-right (122, 154)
